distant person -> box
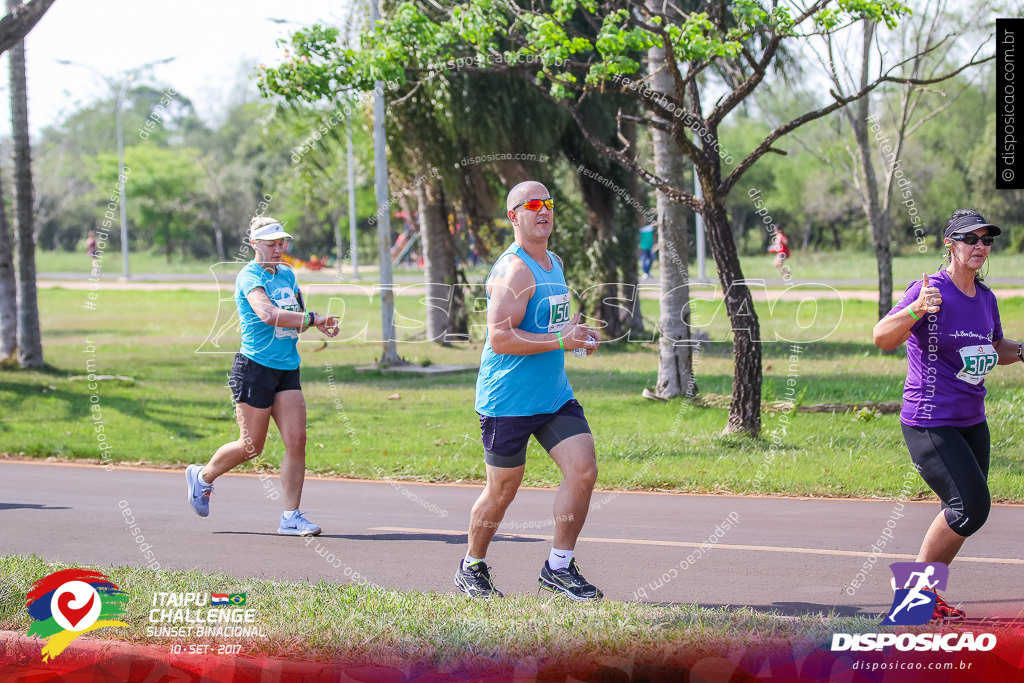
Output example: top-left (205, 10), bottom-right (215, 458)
top-left (873, 209), bottom-right (1022, 621)
top-left (185, 217), bottom-right (340, 536)
top-left (454, 180), bottom-right (602, 601)
top-left (86, 230), bottom-right (98, 264)
top-left (768, 227), bottom-right (790, 277)
top-left (638, 224), bottom-right (655, 279)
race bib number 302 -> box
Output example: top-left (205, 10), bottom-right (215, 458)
top-left (547, 293), bottom-right (571, 333)
top-left (956, 344), bottom-right (997, 385)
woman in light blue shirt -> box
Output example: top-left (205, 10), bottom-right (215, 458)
top-left (185, 217), bottom-right (339, 536)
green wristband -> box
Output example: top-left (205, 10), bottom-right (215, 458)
top-left (557, 331), bottom-right (564, 350)
top-left (906, 306), bottom-right (921, 321)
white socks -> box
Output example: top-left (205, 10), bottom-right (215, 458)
top-left (548, 548), bottom-right (573, 570)
top-left (462, 550), bottom-right (574, 571)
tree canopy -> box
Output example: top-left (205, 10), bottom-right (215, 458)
top-left (258, 0), bottom-right (978, 436)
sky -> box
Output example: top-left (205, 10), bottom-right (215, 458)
top-left (0, 0), bottom-right (351, 138)
top-left (0, 0), bottom-right (1011, 141)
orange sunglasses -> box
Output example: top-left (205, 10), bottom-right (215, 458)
top-left (511, 198), bottom-right (554, 212)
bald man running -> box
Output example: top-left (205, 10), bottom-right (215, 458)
top-left (454, 180), bottom-right (603, 601)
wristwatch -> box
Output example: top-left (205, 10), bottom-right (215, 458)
top-left (1017, 343), bottom-right (1023, 364)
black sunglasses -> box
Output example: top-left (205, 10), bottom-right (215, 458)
top-left (950, 233), bottom-right (995, 246)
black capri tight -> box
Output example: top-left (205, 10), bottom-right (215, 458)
top-left (901, 421), bottom-right (991, 538)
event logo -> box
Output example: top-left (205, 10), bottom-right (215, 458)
top-left (147, 591), bottom-right (263, 638)
top-left (884, 562), bottom-right (948, 625)
top-left (25, 569), bottom-right (128, 661)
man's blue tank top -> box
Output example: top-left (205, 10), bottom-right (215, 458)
top-left (475, 243), bottom-right (575, 417)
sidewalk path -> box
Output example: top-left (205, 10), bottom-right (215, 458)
top-left (37, 276), bottom-right (1024, 302)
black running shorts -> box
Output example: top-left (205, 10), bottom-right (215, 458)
top-left (479, 399), bottom-right (592, 468)
top-left (901, 421), bottom-right (991, 537)
top-left (228, 353), bottom-right (301, 409)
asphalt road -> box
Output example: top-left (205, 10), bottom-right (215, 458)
top-left (3, 461), bottom-right (1022, 620)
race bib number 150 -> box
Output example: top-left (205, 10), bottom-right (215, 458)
top-left (547, 293), bottom-right (571, 332)
top-left (956, 344), bottom-right (997, 385)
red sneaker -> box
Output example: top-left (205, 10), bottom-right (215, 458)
top-left (931, 591), bottom-right (966, 622)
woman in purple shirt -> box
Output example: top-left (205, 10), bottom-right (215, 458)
top-left (873, 209), bottom-right (1023, 621)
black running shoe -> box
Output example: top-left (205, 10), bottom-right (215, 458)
top-left (538, 558), bottom-right (603, 601)
top-left (454, 561), bottom-right (504, 598)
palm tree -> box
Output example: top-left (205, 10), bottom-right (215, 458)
top-left (0, 0), bottom-right (57, 362)
top-left (8, 0), bottom-right (42, 368)
top-left (0, 168), bottom-right (14, 358)
top-left (0, 0), bottom-right (53, 53)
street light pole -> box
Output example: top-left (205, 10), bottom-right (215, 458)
top-left (347, 120), bottom-right (359, 280)
top-left (55, 57), bottom-right (175, 279)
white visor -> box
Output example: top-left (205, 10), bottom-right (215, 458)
top-left (250, 223), bottom-right (292, 241)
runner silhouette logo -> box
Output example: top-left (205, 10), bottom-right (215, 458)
top-left (884, 562), bottom-right (948, 625)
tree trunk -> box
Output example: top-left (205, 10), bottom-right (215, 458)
top-left (619, 122), bottom-right (644, 336)
top-left (8, 0), bottom-right (41, 368)
top-left (214, 224), bottom-right (226, 263)
top-left (849, 22), bottom-right (894, 320)
top-left (0, 167), bottom-right (16, 357)
top-left (457, 163), bottom-right (497, 261)
top-left (578, 172), bottom-right (623, 341)
top-left (418, 179), bottom-right (454, 344)
top-left (702, 186), bottom-right (761, 437)
top-left (871, 216), bottom-right (894, 315)
top-left (648, 27), bottom-right (694, 399)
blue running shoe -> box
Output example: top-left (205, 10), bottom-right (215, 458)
top-left (185, 465), bottom-right (213, 517)
top-left (278, 510), bottom-right (322, 536)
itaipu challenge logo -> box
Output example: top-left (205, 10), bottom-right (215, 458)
top-left (25, 568), bottom-right (129, 661)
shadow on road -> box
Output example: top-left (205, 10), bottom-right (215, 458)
top-left (212, 530), bottom-right (547, 545)
top-left (0, 502), bottom-right (71, 511)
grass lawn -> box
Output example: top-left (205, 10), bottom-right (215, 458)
top-left (38, 248), bottom-right (229, 276)
top-left (0, 554), bottom-right (884, 668)
top-left (4, 287), bottom-right (1024, 501)
top-left (734, 249), bottom-right (1024, 284)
